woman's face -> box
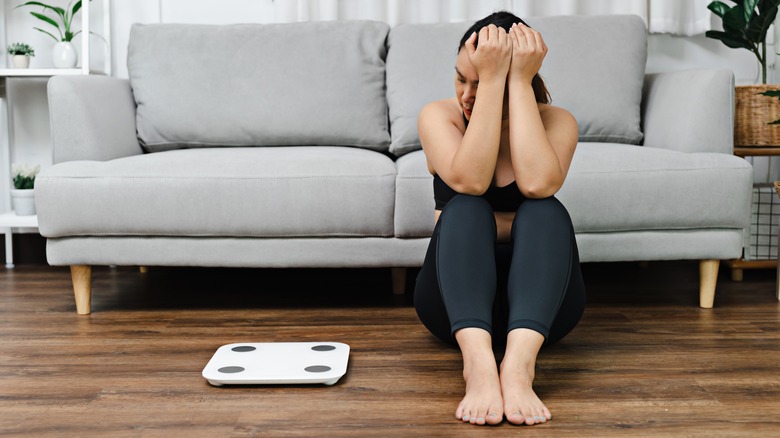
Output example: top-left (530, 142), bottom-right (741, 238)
top-left (454, 48), bottom-right (478, 121)
top-left (454, 47), bottom-right (509, 122)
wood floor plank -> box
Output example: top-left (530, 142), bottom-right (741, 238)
top-left (1, 261), bottom-right (779, 436)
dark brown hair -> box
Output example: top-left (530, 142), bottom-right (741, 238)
top-left (458, 11), bottom-right (550, 104)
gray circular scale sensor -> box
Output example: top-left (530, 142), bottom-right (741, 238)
top-left (311, 345), bottom-right (336, 352)
top-left (304, 365), bottom-right (332, 373)
top-left (231, 346), bottom-right (256, 352)
top-left (218, 366), bottom-right (245, 374)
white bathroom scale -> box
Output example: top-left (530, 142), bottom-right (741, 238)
top-left (202, 342), bottom-right (350, 386)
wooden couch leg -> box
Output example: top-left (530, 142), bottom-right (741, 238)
top-left (391, 268), bottom-right (407, 295)
top-left (699, 259), bottom-right (719, 309)
top-left (71, 265), bottom-right (92, 315)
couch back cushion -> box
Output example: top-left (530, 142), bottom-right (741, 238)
top-left (386, 14), bottom-right (648, 156)
top-left (128, 21), bottom-right (391, 153)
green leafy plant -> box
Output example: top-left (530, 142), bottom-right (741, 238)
top-left (11, 163), bottom-right (40, 190)
top-left (14, 0), bottom-right (92, 42)
top-left (757, 89), bottom-right (780, 123)
top-left (705, 0), bottom-right (780, 84)
top-left (7, 42), bottom-right (35, 56)
top-left (7, 43), bottom-right (35, 56)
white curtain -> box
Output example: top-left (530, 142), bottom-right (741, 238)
top-left (648, 0), bottom-right (711, 35)
top-left (274, 0), bottom-right (711, 36)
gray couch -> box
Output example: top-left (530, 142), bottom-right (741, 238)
top-left (36, 15), bottom-right (753, 314)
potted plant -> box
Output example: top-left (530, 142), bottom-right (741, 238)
top-left (10, 163), bottom-right (40, 216)
top-left (7, 42), bottom-right (35, 68)
top-left (14, 0), bottom-right (94, 68)
top-left (706, 0), bottom-right (780, 148)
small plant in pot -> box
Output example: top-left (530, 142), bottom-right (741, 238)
top-left (7, 42), bottom-right (35, 68)
top-left (14, 0), bottom-right (96, 68)
top-left (706, 0), bottom-right (780, 147)
top-left (11, 163), bottom-right (40, 216)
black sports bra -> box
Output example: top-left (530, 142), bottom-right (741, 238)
top-left (433, 174), bottom-right (526, 212)
top-left (432, 113), bottom-right (526, 212)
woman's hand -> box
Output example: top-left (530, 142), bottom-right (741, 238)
top-left (508, 23), bottom-right (547, 84)
top-left (464, 24), bottom-right (512, 82)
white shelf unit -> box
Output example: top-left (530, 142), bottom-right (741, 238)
top-left (1, 0), bottom-right (109, 268)
top-left (0, 211), bottom-right (37, 268)
top-left (0, 68), bottom-right (98, 76)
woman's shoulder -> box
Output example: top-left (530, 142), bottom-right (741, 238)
top-left (538, 103), bottom-right (576, 121)
top-left (538, 103), bottom-right (578, 130)
top-left (420, 98), bottom-right (463, 123)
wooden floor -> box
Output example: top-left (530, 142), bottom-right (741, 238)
top-left (1, 261), bottom-right (780, 437)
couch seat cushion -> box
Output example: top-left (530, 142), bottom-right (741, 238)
top-left (557, 143), bottom-right (753, 232)
top-left (36, 147), bottom-right (397, 238)
top-left (391, 144), bottom-right (753, 237)
top-left (394, 150), bottom-right (434, 237)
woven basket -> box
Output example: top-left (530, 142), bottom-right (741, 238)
top-left (775, 180), bottom-right (780, 197)
top-left (735, 85), bottom-right (780, 147)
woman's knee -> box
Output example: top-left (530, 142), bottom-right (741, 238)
top-left (515, 197), bottom-right (571, 226)
top-left (443, 194), bottom-right (493, 214)
top-left (439, 195), bottom-right (495, 230)
top-left (512, 197), bottom-right (573, 238)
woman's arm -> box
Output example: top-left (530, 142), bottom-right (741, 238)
top-left (419, 25), bottom-right (512, 195)
top-left (507, 23), bottom-right (578, 198)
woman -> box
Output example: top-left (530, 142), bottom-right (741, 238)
top-left (413, 11), bottom-right (586, 427)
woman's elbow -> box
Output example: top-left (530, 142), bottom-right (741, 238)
top-left (450, 179), bottom-right (490, 196)
top-left (518, 179), bottom-right (563, 199)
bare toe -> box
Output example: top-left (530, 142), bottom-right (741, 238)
top-left (486, 411), bottom-right (502, 425)
top-left (506, 411), bottom-right (525, 425)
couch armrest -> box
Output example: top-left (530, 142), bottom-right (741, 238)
top-left (48, 75), bottom-right (142, 163)
top-left (641, 69), bottom-right (734, 154)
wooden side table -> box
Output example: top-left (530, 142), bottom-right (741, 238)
top-left (729, 147), bottom-right (780, 282)
top-left (776, 216), bottom-right (780, 298)
top-left (775, 180), bottom-right (780, 300)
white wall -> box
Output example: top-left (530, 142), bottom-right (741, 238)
top-left (0, 0), bottom-right (775, 210)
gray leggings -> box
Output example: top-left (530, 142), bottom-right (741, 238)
top-left (414, 195), bottom-right (586, 347)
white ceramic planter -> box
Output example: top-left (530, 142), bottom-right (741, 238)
top-left (11, 55), bottom-right (30, 68)
top-left (10, 189), bottom-right (36, 216)
top-left (52, 41), bottom-right (78, 68)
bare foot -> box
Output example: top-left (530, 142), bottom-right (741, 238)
top-left (453, 328), bottom-right (504, 426)
top-left (499, 328), bottom-right (551, 426)
top-left (455, 353), bottom-right (504, 425)
top-left (501, 363), bottom-right (552, 426)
